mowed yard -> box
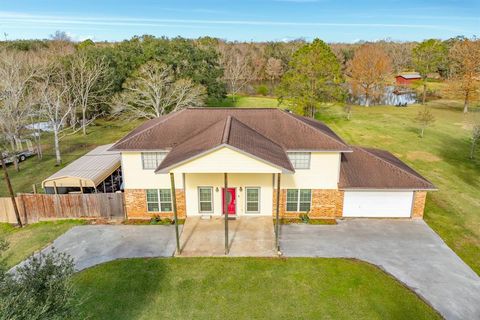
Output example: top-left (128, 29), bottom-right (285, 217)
top-left (73, 258), bottom-right (440, 320)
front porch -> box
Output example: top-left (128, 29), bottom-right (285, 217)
top-left (177, 216), bottom-right (276, 257)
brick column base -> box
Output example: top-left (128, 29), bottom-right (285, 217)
top-left (411, 191), bottom-right (427, 219)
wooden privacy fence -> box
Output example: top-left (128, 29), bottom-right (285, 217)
top-left (0, 193), bottom-right (125, 224)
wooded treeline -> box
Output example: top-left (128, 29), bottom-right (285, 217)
top-left (0, 33), bottom-right (479, 164)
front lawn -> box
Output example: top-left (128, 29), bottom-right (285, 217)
top-left (0, 220), bottom-right (85, 268)
top-left (74, 258), bottom-right (440, 320)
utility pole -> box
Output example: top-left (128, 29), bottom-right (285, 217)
top-left (1, 156), bottom-right (23, 227)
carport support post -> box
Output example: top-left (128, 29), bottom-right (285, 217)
top-left (224, 172), bottom-right (229, 255)
top-left (275, 173), bottom-right (281, 252)
top-left (170, 173), bottom-right (181, 254)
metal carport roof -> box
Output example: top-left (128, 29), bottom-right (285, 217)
top-left (42, 144), bottom-right (121, 188)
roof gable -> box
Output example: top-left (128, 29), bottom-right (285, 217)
top-left (155, 116), bottom-right (294, 173)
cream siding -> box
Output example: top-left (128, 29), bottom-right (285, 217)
top-left (282, 152), bottom-right (341, 189)
top-left (122, 150), bottom-right (342, 217)
top-left (170, 147), bottom-right (281, 173)
top-left (121, 152), bottom-right (184, 189)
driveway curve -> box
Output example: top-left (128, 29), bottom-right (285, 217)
top-left (39, 225), bottom-right (180, 271)
top-left (280, 219), bottom-right (480, 320)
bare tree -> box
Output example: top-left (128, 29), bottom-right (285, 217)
top-left (219, 43), bottom-right (258, 101)
top-left (0, 50), bottom-right (42, 170)
top-left (343, 105), bottom-right (353, 120)
top-left (467, 113), bottom-right (480, 159)
top-left (37, 62), bottom-right (77, 165)
top-left (347, 44), bottom-right (392, 106)
top-left (265, 57), bottom-right (283, 90)
top-left (69, 52), bottom-right (111, 135)
top-left (112, 60), bottom-right (205, 119)
top-left (448, 39), bottom-right (480, 113)
top-left (415, 106), bottom-right (435, 138)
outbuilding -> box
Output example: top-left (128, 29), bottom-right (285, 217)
top-left (395, 72), bottom-right (422, 85)
top-left (42, 144), bottom-right (122, 194)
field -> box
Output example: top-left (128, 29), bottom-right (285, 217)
top-left (0, 96), bottom-right (479, 275)
top-left (73, 257), bottom-right (440, 320)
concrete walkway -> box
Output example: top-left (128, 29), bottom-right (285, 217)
top-left (280, 219), bottom-right (480, 320)
top-left (27, 225), bottom-right (181, 271)
top-left (178, 216), bottom-right (276, 257)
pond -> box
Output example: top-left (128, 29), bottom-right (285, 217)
top-left (26, 121), bottom-right (55, 132)
top-left (348, 86), bottom-right (417, 106)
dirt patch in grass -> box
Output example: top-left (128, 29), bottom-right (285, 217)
top-left (406, 151), bottom-right (441, 162)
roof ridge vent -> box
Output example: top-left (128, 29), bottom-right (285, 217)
top-left (222, 116), bottom-right (232, 144)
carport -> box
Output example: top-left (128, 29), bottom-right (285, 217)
top-left (42, 144), bottom-right (122, 194)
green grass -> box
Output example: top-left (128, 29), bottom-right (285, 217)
top-left (0, 118), bottom-right (142, 197)
top-left (74, 257), bottom-right (440, 320)
top-left (316, 99), bottom-right (480, 274)
top-left (0, 220), bottom-right (86, 268)
top-left (207, 95), bottom-right (280, 108)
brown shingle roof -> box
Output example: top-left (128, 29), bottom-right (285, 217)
top-left (339, 146), bottom-right (436, 190)
top-left (110, 108), bottom-right (352, 152)
top-left (156, 116), bottom-right (294, 172)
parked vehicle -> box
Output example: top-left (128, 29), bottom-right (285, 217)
top-left (1, 149), bottom-right (37, 165)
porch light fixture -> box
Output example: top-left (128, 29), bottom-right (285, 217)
top-left (239, 187), bottom-right (243, 192)
top-left (215, 187), bottom-right (219, 192)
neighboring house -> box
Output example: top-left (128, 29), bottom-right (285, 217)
top-left (395, 72), bottom-right (422, 85)
top-left (110, 108), bottom-right (435, 220)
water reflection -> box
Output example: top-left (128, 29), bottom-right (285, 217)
top-left (348, 86), bottom-right (417, 106)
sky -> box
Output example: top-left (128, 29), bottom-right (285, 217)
top-left (0, 0), bottom-right (478, 43)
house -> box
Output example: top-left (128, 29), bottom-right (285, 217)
top-left (42, 144), bottom-right (122, 194)
top-left (110, 108), bottom-right (435, 221)
top-left (395, 72), bottom-right (422, 85)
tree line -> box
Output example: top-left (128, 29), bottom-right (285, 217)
top-left (1, 32), bottom-right (479, 165)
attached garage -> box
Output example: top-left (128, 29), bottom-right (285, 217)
top-left (343, 191), bottom-right (414, 218)
top-left (339, 146), bottom-right (436, 219)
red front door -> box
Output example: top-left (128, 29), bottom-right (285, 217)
top-left (222, 188), bottom-right (236, 215)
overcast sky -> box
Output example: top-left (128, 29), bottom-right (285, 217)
top-left (1, 0), bottom-right (478, 42)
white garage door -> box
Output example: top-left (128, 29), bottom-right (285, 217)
top-left (343, 191), bottom-right (414, 218)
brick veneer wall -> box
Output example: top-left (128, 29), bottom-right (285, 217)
top-left (411, 191), bottom-right (427, 219)
top-left (124, 189), bottom-right (186, 219)
top-left (273, 189), bottom-right (344, 219)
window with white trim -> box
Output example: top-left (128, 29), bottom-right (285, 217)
top-left (286, 189), bottom-right (312, 212)
top-left (245, 187), bottom-right (260, 213)
top-left (198, 187), bottom-right (213, 213)
top-left (146, 189), bottom-right (172, 212)
top-left (287, 152), bottom-right (311, 169)
top-left (142, 152), bottom-right (167, 170)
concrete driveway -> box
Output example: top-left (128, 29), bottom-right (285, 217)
top-left (36, 225), bottom-right (181, 271)
top-left (280, 219), bottom-right (480, 320)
